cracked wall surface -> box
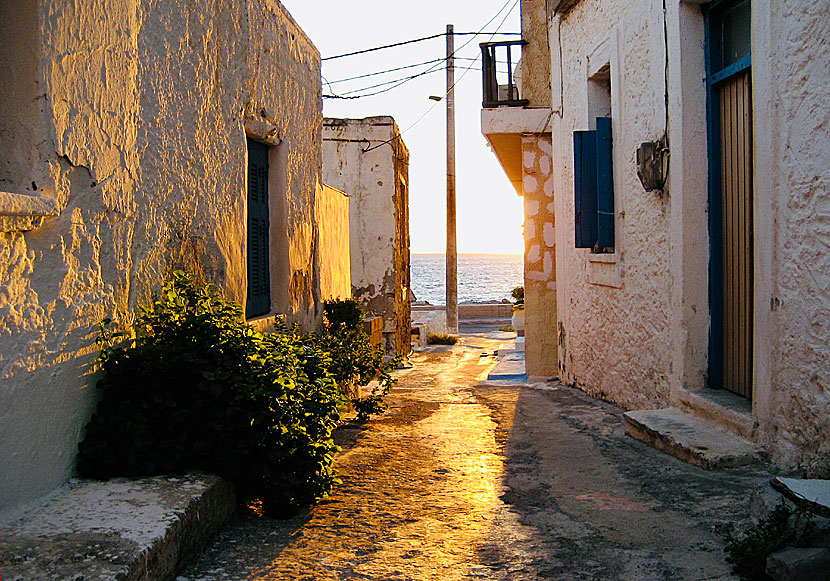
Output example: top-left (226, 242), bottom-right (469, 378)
top-left (0, 0), bottom-right (325, 510)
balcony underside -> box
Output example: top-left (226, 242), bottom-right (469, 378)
top-left (481, 107), bottom-right (552, 196)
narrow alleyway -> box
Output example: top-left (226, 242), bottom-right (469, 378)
top-left (180, 331), bottom-right (766, 580)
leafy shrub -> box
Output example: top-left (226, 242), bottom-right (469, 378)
top-left (316, 298), bottom-right (398, 421)
top-left (724, 502), bottom-right (816, 580)
top-left (511, 286), bottom-right (524, 305)
top-left (428, 333), bottom-right (459, 345)
top-left (77, 271), bottom-right (344, 516)
top-left (323, 297), bottom-right (363, 330)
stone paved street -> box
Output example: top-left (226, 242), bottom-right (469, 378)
top-left (180, 331), bottom-right (767, 580)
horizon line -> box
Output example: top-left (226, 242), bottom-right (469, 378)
top-left (411, 251), bottom-right (522, 255)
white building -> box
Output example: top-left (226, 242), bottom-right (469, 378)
top-left (482, 0), bottom-right (829, 475)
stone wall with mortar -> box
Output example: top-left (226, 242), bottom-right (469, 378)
top-left (316, 184), bottom-right (351, 301)
top-left (521, 134), bottom-right (558, 378)
top-left (551, 0), bottom-right (672, 409)
top-left (322, 117), bottom-right (411, 357)
top-left (0, 0), bottom-right (326, 510)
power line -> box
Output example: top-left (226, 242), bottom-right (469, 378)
top-left (322, 33), bottom-right (445, 61)
top-left (323, 0), bottom-right (520, 100)
top-left (326, 58), bottom-right (444, 85)
top-left (337, 68), bottom-right (444, 96)
top-left (322, 31), bottom-right (521, 61)
top-left (338, 0), bottom-right (520, 148)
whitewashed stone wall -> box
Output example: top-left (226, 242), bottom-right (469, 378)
top-left (551, 0), bottom-right (672, 409)
top-left (549, 0), bottom-right (829, 474)
top-left (751, 1), bottom-right (830, 475)
top-left (316, 184), bottom-right (351, 302)
top-left (0, 0), bottom-right (326, 510)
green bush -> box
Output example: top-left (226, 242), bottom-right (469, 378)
top-left (724, 502), bottom-right (815, 580)
top-left (316, 298), bottom-right (398, 421)
top-left (323, 297), bottom-right (364, 330)
top-left (428, 333), bottom-right (459, 345)
top-left (511, 285), bottom-right (524, 305)
top-left (77, 272), bottom-right (346, 516)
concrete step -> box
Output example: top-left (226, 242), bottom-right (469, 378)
top-left (1, 473), bottom-right (235, 581)
top-left (624, 408), bottom-right (766, 470)
top-left (487, 351), bottom-right (526, 382)
top-left (496, 337), bottom-right (525, 356)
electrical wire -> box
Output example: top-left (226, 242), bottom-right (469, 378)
top-left (322, 31), bottom-right (521, 61)
top-left (323, 0), bottom-right (519, 99)
top-left (360, 0), bottom-right (520, 152)
top-left (336, 67), bottom-right (445, 96)
top-left (326, 58), bottom-right (444, 85)
top-left (322, 33), bottom-right (446, 61)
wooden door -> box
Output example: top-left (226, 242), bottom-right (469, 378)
top-left (718, 68), bottom-right (753, 398)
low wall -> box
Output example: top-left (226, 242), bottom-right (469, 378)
top-left (411, 309), bottom-right (448, 349)
top-left (411, 303), bottom-right (513, 320)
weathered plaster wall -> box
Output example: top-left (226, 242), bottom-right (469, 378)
top-left (316, 184), bottom-right (351, 301)
top-left (552, 0), bottom-right (673, 409)
top-left (521, 134), bottom-right (558, 378)
top-left (322, 117), bottom-right (411, 357)
top-left (0, 0), bottom-right (323, 510)
top-left (752, 1), bottom-right (830, 475)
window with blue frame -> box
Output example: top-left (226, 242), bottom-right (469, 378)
top-left (574, 116), bottom-right (614, 251)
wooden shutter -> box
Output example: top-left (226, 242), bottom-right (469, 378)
top-left (574, 129), bottom-right (597, 248)
top-left (595, 117), bottom-right (615, 249)
top-left (246, 138), bottom-right (270, 319)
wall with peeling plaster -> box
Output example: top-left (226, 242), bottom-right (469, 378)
top-left (322, 117), bottom-right (411, 357)
top-left (0, 0), bottom-right (327, 510)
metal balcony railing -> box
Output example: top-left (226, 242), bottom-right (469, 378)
top-left (480, 40), bottom-right (529, 108)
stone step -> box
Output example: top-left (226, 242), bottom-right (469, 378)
top-left (1, 473), bottom-right (235, 581)
top-left (624, 408), bottom-right (766, 469)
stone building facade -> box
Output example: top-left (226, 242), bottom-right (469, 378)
top-left (0, 0), bottom-right (344, 511)
top-left (482, 0), bottom-right (829, 474)
top-left (322, 117), bottom-right (411, 358)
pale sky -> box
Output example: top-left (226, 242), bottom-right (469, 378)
top-left (280, 0), bottom-right (525, 254)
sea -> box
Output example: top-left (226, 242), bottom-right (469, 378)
top-left (410, 253), bottom-right (523, 305)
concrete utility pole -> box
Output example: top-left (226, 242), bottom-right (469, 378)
top-left (445, 23), bottom-right (458, 333)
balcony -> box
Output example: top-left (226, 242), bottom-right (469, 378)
top-left (480, 40), bottom-right (529, 108)
top-left (479, 39), bottom-right (551, 196)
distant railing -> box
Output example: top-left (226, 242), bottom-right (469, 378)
top-left (480, 40), bottom-right (529, 108)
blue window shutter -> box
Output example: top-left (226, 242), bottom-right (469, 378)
top-left (574, 129), bottom-right (597, 248)
top-left (595, 117), bottom-right (614, 249)
top-left (246, 138), bottom-right (271, 319)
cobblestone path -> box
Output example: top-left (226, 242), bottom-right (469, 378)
top-left (180, 332), bottom-right (765, 580)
